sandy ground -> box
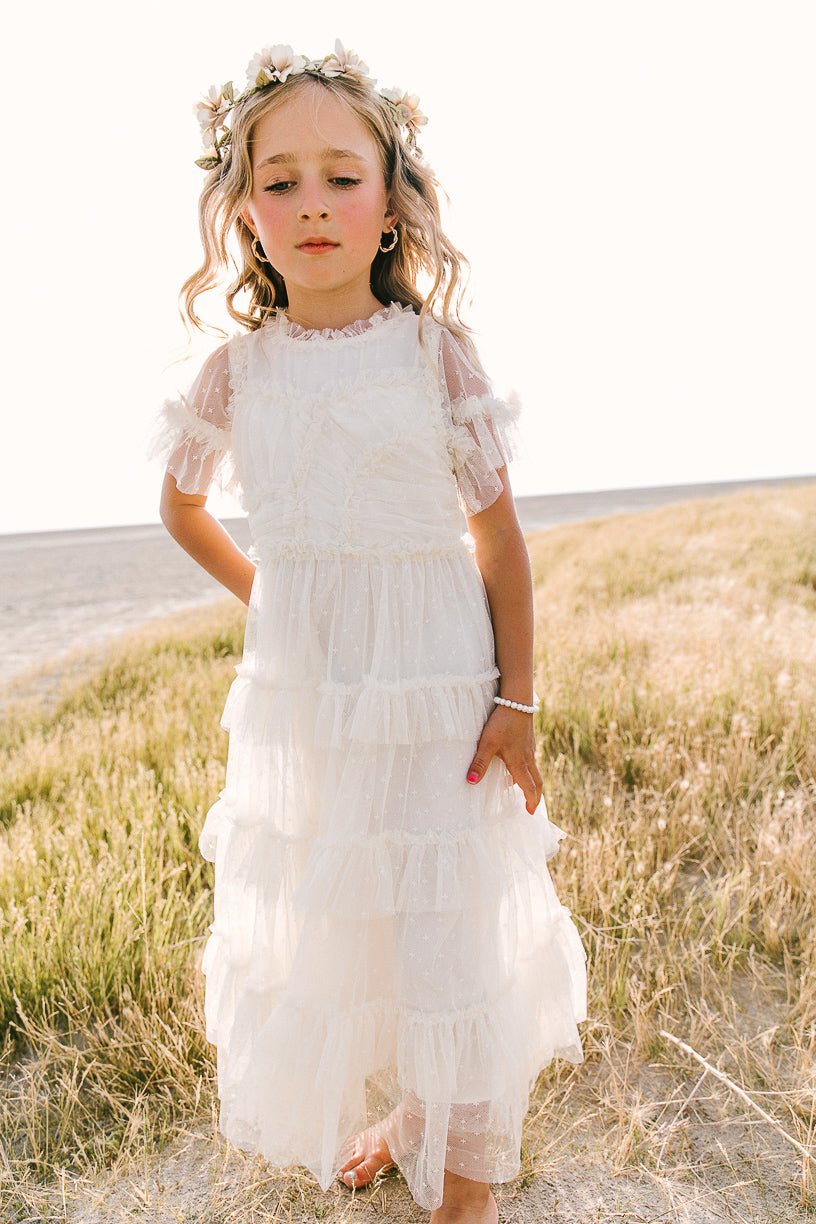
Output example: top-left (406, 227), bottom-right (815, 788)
top-left (46, 1085), bottom-right (813, 1223)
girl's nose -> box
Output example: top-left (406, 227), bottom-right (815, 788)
top-left (298, 191), bottom-right (331, 221)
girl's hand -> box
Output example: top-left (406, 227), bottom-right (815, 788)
top-left (466, 704), bottom-right (543, 814)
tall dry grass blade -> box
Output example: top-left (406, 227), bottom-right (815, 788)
top-left (660, 1029), bottom-right (814, 1162)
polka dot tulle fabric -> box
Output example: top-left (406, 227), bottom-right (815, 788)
top-left (147, 300), bottom-right (588, 1210)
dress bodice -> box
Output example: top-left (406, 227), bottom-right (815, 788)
top-left (229, 303), bottom-right (466, 560)
top-left (147, 299), bottom-right (524, 561)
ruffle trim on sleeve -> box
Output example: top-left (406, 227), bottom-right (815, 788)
top-left (146, 392), bottom-right (241, 499)
top-left (433, 321), bottom-right (524, 516)
top-left (444, 390), bottom-right (523, 516)
top-left (146, 338), bottom-right (242, 499)
top-left (156, 393), bottom-right (231, 451)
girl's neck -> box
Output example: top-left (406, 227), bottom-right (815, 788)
top-left (280, 291), bottom-right (386, 334)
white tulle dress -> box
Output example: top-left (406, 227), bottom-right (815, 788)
top-left (148, 299), bottom-right (587, 1211)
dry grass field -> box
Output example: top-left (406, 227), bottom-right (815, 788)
top-left (1, 482), bottom-right (814, 1223)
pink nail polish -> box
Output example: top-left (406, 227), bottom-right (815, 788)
top-left (467, 771), bottom-right (479, 783)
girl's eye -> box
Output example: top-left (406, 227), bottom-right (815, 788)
top-left (264, 178), bottom-right (361, 193)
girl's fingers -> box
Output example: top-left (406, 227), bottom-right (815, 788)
top-left (473, 751), bottom-right (541, 814)
top-left (465, 722), bottom-right (504, 782)
top-left (466, 710), bottom-right (541, 795)
top-left (466, 742), bottom-right (495, 783)
top-left (514, 763), bottom-right (542, 813)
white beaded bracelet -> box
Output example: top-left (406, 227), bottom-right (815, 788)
top-left (494, 692), bottom-right (540, 715)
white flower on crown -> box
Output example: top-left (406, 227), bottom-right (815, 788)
top-left (246, 44), bottom-right (309, 89)
top-left (379, 87), bottom-right (428, 136)
top-left (194, 83), bottom-right (234, 142)
top-left (318, 38), bottom-right (375, 86)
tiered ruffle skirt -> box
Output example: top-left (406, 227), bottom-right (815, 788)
top-left (198, 546), bottom-right (588, 1210)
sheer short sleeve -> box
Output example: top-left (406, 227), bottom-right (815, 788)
top-left (437, 326), bottom-right (522, 515)
top-left (146, 341), bottom-right (241, 498)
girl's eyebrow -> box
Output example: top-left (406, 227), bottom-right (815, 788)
top-left (258, 147), bottom-right (368, 168)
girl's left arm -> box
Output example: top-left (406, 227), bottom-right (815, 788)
top-left (465, 469), bottom-right (543, 814)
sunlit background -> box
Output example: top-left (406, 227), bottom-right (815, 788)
top-left (5, 1), bottom-right (814, 534)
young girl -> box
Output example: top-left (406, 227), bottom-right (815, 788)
top-left (148, 39), bottom-right (587, 1222)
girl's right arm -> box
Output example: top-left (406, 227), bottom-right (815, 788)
top-left (160, 479), bottom-right (256, 607)
top-left (149, 341), bottom-right (256, 606)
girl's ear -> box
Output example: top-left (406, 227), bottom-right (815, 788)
top-left (239, 208), bottom-right (256, 237)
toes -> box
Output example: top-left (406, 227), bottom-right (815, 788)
top-left (337, 1149), bottom-right (364, 1179)
top-left (338, 1154), bottom-right (391, 1188)
top-left (342, 1168), bottom-right (368, 1188)
top-left (348, 1158), bottom-right (373, 1184)
top-left (337, 1128), bottom-right (396, 1190)
top-left (338, 1160), bottom-right (364, 1186)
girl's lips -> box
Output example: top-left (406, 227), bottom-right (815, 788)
top-left (298, 242), bottom-right (339, 253)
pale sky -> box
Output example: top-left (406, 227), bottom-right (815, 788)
top-left (4, 1), bottom-right (814, 534)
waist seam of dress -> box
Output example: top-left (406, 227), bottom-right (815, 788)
top-left (250, 540), bottom-right (472, 560)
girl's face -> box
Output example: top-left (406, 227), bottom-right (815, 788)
top-left (239, 85), bottom-right (398, 314)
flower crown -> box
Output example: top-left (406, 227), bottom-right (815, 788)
top-left (194, 38), bottom-right (428, 171)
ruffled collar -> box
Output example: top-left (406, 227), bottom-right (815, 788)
top-left (265, 299), bottom-right (416, 343)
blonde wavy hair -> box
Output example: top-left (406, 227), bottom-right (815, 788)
top-left (179, 69), bottom-right (482, 367)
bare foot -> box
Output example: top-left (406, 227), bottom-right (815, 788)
top-left (430, 1187), bottom-right (499, 1224)
top-left (336, 1118), bottom-right (396, 1190)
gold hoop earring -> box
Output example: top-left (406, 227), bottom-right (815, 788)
top-left (251, 235), bottom-right (268, 263)
top-left (378, 226), bottom-right (399, 253)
